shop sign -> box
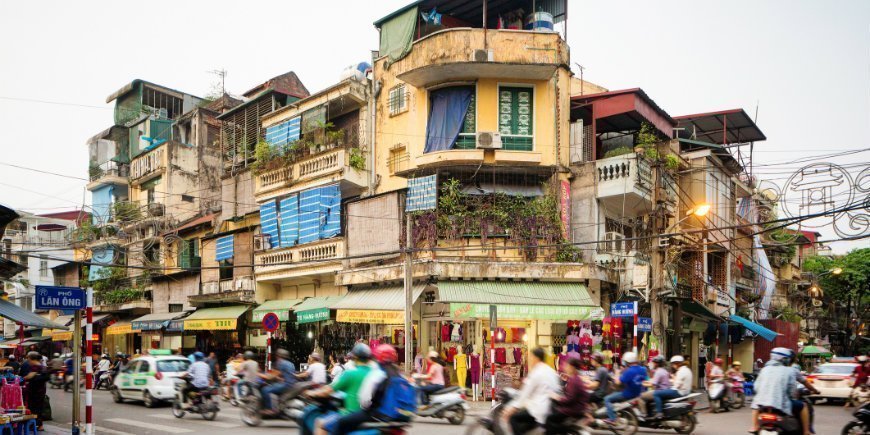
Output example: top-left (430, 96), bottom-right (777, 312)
top-left (132, 320), bottom-right (167, 331)
top-left (166, 320), bottom-right (184, 332)
top-left (297, 308), bottom-right (330, 324)
top-left (51, 331), bottom-right (73, 341)
top-left (106, 323), bottom-right (139, 335)
top-left (637, 317), bottom-right (652, 332)
top-left (336, 310), bottom-right (404, 324)
top-left (610, 302), bottom-right (635, 317)
top-left (450, 303), bottom-right (604, 320)
top-left (183, 319), bottom-right (237, 331)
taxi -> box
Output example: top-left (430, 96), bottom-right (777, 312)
top-left (111, 350), bottom-right (191, 407)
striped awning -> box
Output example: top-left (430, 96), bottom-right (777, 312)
top-left (436, 281), bottom-right (595, 306)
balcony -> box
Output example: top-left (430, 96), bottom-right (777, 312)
top-left (595, 154), bottom-right (653, 215)
top-left (87, 161), bottom-right (129, 191)
top-left (385, 28), bottom-right (569, 88)
top-left (191, 275), bottom-right (255, 306)
top-left (129, 146), bottom-right (166, 183)
top-left (254, 238), bottom-right (345, 281)
top-left (254, 147), bottom-right (367, 200)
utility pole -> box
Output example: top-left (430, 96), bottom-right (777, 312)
top-left (403, 215), bottom-right (413, 373)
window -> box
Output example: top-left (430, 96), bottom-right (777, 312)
top-left (39, 257), bottom-right (48, 278)
top-left (388, 84), bottom-right (408, 116)
top-left (146, 188), bottom-right (156, 205)
top-left (219, 259), bottom-right (233, 281)
top-left (137, 361), bottom-right (150, 373)
top-left (498, 86), bottom-right (534, 151)
top-left (177, 239), bottom-right (200, 269)
top-left (181, 195), bottom-right (194, 203)
top-left (169, 304), bottom-right (183, 313)
top-left (157, 360), bottom-right (190, 373)
top-left (454, 91), bottom-right (477, 149)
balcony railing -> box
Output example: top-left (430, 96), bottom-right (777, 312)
top-left (255, 239), bottom-right (345, 278)
top-left (89, 160), bottom-right (129, 182)
top-left (595, 154), bottom-right (653, 214)
top-left (254, 147), bottom-right (367, 198)
top-left (130, 147), bottom-right (165, 180)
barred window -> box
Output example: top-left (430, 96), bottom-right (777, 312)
top-left (388, 84), bottom-right (408, 116)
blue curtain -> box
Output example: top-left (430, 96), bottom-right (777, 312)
top-left (298, 189), bottom-right (321, 245)
top-left (319, 184), bottom-right (341, 239)
top-left (259, 200), bottom-right (280, 248)
top-left (424, 87), bottom-right (473, 153)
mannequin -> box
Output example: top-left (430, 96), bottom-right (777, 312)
top-left (454, 346), bottom-right (467, 392)
top-left (470, 345), bottom-right (482, 401)
top-left (556, 349), bottom-right (570, 373)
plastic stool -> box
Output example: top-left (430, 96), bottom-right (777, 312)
top-left (14, 419), bottom-right (36, 435)
top-left (0, 423), bottom-right (13, 435)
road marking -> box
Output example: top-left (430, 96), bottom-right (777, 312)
top-left (104, 418), bottom-right (194, 433)
top-left (149, 414), bottom-right (238, 428)
top-left (44, 422), bottom-right (136, 435)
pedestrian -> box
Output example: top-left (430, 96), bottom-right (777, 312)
top-left (206, 351), bottom-right (220, 384)
top-left (21, 352), bottom-right (49, 430)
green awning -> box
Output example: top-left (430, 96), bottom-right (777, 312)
top-left (437, 281), bottom-right (595, 306)
top-left (679, 299), bottom-right (722, 323)
top-left (295, 296), bottom-right (343, 324)
top-left (332, 284), bottom-right (428, 311)
top-left (252, 299), bottom-right (302, 322)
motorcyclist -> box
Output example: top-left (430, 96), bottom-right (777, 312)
top-left (651, 355), bottom-right (692, 420)
top-left (749, 348), bottom-right (810, 435)
top-left (304, 343), bottom-right (375, 435)
top-left (297, 353), bottom-right (328, 384)
top-left (95, 354), bottom-right (111, 386)
top-left (603, 351), bottom-right (646, 425)
top-left (416, 351), bottom-right (446, 406)
top-left (47, 353), bottom-right (63, 372)
top-left (502, 347), bottom-right (561, 434)
top-left (259, 348), bottom-right (297, 416)
top-left (182, 351), bottom-right (212, 405)
top-left (63, 354), bottom-right (75, 391)
top-left (545, 357), bottom-right (589, 434)
top-left (707, 357), bottom-right (725, 389)
top-left (847, 355), bottom-right (870, 408)
top-left (586, 352), bottom-right (611, 406)
top-left (638, 355), bottom-right (670, 417)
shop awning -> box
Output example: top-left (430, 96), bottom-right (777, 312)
top-left (295, 296), bottom-right (343, 324)
top-left (79, 314), bottom-right (110, 327)
top-left (729, 315), bottom-right (778, 342)
top-left (332, 284), bottom-right (427, 324)
top-left (252, 299), bottom-right (302, 323)
top-left (106, 322), bottom-right (139, 336)
top-left (437, 281), bottom-right (604, 320)
top-left (0, 299), bottom-right (69, 330)
top-left (132, 312), bottom-right (186, 331)
top-left (183, 305), bottom-right (249, 331)
top-left (679, 299), bottom-right (722, 323)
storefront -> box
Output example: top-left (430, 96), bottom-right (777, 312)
top-left (248, 299), bottom-right (302, 349)
top-left (293, 296), bottom-right (343, 362)
top-left (671, 298), bottom-right (723, 387)
top-left (104, 321), bottom-right (140, 356)
top-left (131, 312), bottom-right (189, 352)
top-left (183, 305), bottom-right (250, 361)
top-left (431, 281), bottom-right (604, 399)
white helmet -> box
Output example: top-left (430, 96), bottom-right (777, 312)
top-left (670, 355), bottom-right (685, 363)
top-left (622, 352), bottom-right (638, 364)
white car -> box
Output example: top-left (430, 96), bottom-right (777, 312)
top-left (112, 354), bottom-right (191, 407)
top-left (807, 362), bottom-right (858, 401)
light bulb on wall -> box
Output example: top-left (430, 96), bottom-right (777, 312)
top-left (307, 331), bottom-right (313, 339)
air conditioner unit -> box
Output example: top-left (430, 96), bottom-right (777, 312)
top-left (475, 131), bottom-right (502, 149)
top-left (602, 231), bottom-right (625, 253)
top-left (471, 49), bottom-right (494, 62)
top-left (253, 235), bottom-right (271, 252)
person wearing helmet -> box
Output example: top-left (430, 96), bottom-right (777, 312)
top-left (501, 347), bottom-right (561, 435)
top-left (749, 348), bottom-right (810, 435)
top-left (416, 350), bottom-right (446, 406)
top-left (648, 355), bottom-right (692, 420)
top-left (707, 357), bottom-right (725, 391)
top-left (95, 353), bottom-right (111, 387)
top-left (305, 343), bottom-right (376, 435)
top-left (259, 348), bottom-right (296, 415)
top-left (180, 351), bottom-right (211, 407)
top-left (586, 352), bottom-right (611, 406)
top-left (638, 355), bottom-right (670, 417)
top-left (847, 355), bottom-right (870, 408)
top-left (603, 351), bottom-right (646, 425)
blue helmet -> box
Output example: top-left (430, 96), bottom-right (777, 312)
top-left (770, 347), bottom-right (794, 364)
top-left (192, 351), bottom-right (205, 361)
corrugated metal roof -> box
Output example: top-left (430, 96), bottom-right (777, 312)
top-left (185, 305), bottom-right (249, 321)
top-left (437, 281), bottom-right (595, 306)
top-left (0, 299), bottom-right (68, 330)
top-left (253, 299), bottom-right (302, 314)
top-left (331, 284), bottom-right (428, 311)
top-left (131, 312), bottom-right (185, 323)
top-left (295, 296), bottom-right (344, 312)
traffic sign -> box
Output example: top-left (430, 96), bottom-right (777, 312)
top-left (35, 286), bottom-right (86, 311)
top-left (262, 312), bottom-right (280, 332)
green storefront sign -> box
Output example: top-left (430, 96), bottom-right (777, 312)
top-left (296, 308), bottom-right (330, 324)
top-left (450, 303), bottom-right (604, 320)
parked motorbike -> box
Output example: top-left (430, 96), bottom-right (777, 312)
top-left (415, 384), bottom-right (468, 425)
top-left (239, 381), bottom-right (313, 427)
top-left (619, 392), bottom-right (701, 434)
top-left (841, 401), bottom-right (870, 435)
top-left (171, 375), bottom-right (220, 421)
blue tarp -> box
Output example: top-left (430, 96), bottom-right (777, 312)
top-left (424, 87), bottom-right (473, 153)
top-left (279, 194), bottom-right (299, 248)
top-left (729, 314), bottom-right (779, 342)
top-left (259, 200), bottom-right (280, 249)
top-left (91, 185), bottom-right (114, 225)
top-left (319, 184), bottom-right (341, 239)
top-left (215, 235), bottom-right (234, 261)
top-left (298, 189), bottom-right (321, 245)
top-left (406, 175), bottom-right (438, 212)
top-left (89, 247), bottom-right (115, 281)
top-left (265, 116), bottom-right (301, 148)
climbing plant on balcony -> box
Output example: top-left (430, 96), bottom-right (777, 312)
top-left (113, 201), bottom-right (142, 222)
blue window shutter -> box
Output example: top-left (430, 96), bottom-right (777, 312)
top-left (319, 184), bottom-right (341, 239)
top-left (259, 200), bottom-right (280, 249)
top-left (298, 188), bottom-right (321, 245)
top-left (286, 116), bottom-right (301, 143)
top-left (279, 194), bottom-right (299, 247)
top-left (264, 116), bottom-right (301, 148)
top-left (89, 247), bottom-right (115, 281)
top-left (215, 235), bottom-right (234, 261)
top-left (406, 175), bottom-right (438, 212)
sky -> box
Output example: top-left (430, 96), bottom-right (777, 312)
top-left (0, 0), bottom-right (868, 253)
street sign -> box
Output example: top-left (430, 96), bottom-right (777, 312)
top-left (610, 302), bottom-right (635, 317)
top-left (35, 286), bottom-right (86, 311)
top-left (262, 312), bottom-right (280, 332)
top-left (637, 317), bottom-right (653, 332)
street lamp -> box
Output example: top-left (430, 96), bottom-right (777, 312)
top-left (808, 267), bottom-right (843, 299)
top-left (665, 203), bottom-right (711, 233)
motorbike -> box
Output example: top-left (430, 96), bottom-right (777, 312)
top-left (729, 376), bottom-right (746, 409)
top-left (95, 371), bottom-right (114, 390)
top-left (415, 384), bottom-right (469, 425)
top-left (171, 375), bottom-right (220, 421)
top-left (222, 374), bottom-right (242, 406)
top-left (239, 380), bottom-right (313, 426)
top-left (757, 389), bottom-right (814, 435)
top-left (464, 388), bottom-right (636, 435)
top-left (617, 392), bottom-right (701, 434)
top-left (708, 378), bottom-right (732, 413)
top-left (49, 369), bottom-right (65, 389)
top-left (848, 384), bottom-right (870, 408)
top-left (301, 393), bottom-right (410, 435)
top-left (841, 401), bottom-right (870, 435)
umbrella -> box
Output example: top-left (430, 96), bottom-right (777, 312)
top-left (799, 345), bottom-right (832, 357)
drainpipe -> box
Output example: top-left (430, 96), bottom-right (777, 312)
top-left (368, 50), bottom-right (378, 197)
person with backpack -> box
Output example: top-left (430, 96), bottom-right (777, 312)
top-left (304, 343), bottom-right (376, 435)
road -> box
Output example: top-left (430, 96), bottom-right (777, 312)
top-left (43, 388), bottom-right (856, 434)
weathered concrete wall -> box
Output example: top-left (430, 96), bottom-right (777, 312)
top-left (151, 274), bottom-right (200, 313)
top-left (346, 192), bottom-right (402, 267)
top-left (221, 171), bottom-right (256, 218)
top-left (569, 161), bottom-right (599, 264)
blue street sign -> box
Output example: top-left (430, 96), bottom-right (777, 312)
top-left (637, 317), bottom-right (653, 332)
top-left (35, 286), bottom-right (86, 311)
top-left (611, 302), bottom-right (635, 317)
